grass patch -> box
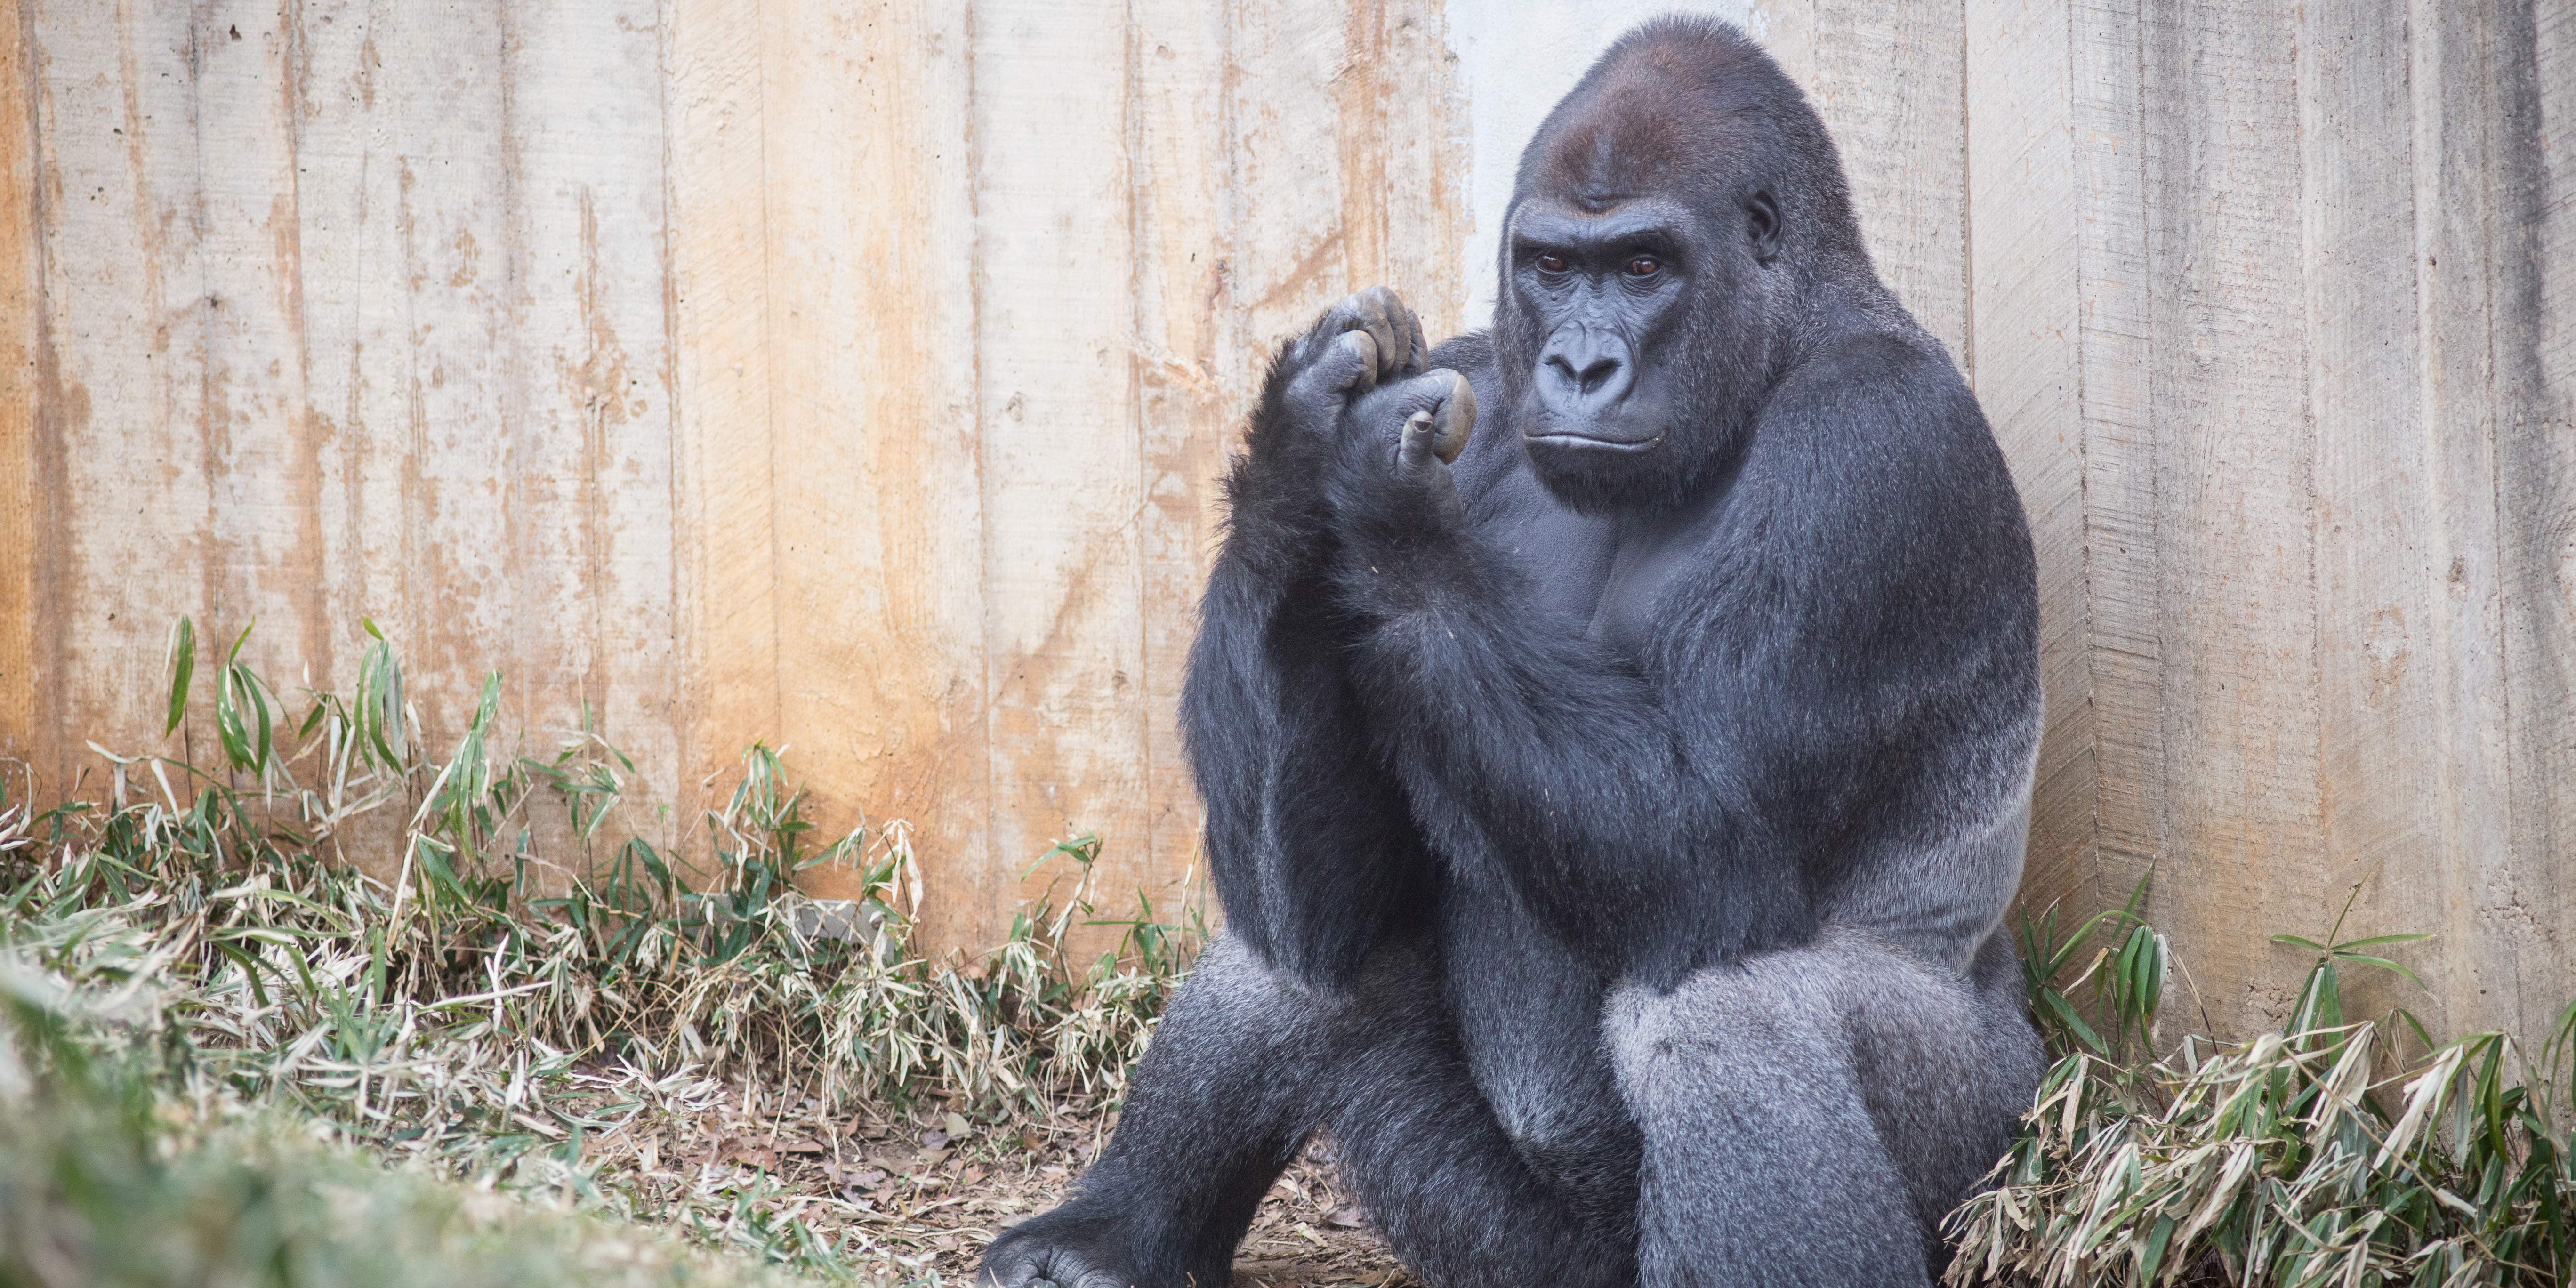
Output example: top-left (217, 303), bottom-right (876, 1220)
top-left (7, 618), bottom-right (2572, 1287)
top-left (1949, 886), bottom-right (2576, 1287)
top-left (0, 618), bottom-right (1205, 1283)
top-left (0, 965), bottom-right (800, 1288)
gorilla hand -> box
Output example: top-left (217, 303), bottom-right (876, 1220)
top-left (1328, 368), bottom-right (1478, 541)
top-left (1257, 286), bottom-right (1430, 462)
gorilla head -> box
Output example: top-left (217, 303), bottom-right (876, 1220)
top-left (1497, 18), bottom-right (1872, 513)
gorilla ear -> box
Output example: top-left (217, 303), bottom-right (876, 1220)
top-left (1746, 189), bottom-right (1783, 265)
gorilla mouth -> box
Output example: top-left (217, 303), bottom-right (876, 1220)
top-left (1528, 432), bottom-right (1663, 453)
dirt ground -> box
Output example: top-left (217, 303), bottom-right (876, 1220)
top-left (611, 1090), bottom-right (1415, 1286)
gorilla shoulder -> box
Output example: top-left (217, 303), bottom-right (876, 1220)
top-left (1733, 326), bottom-right (2032, 644)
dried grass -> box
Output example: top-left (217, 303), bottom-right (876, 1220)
top-left (22, 620), bottom-right (2568, 1288)
top-left (0, 617), bottom-right (1206, 1283)
top-left (1949, 886), bottom-right (2576, 1288)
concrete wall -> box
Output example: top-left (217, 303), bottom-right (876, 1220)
top-left (1, 0), bottom-right (2568, 1041)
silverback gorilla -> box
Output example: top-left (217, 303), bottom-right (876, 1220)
top-left (982, 17), bottom-right (2043, 1288)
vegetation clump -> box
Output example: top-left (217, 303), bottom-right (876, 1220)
top-left (0, 619), bottom-right (1204, 1283)
top-left (0, 966), bottom-right (806, 1288)
top-left (1952, 890), bottom-right (2575, 1288)
top-left (3, 619), bottom-right (2571, 1287)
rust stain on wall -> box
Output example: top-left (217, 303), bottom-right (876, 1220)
top-left (1335, 0), bottom-right (1390, 290)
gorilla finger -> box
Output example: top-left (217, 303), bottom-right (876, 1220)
top-left (1290, 329), bottom-right (1379, 410)
top-left (984, 1256), bottom-right (1119, 1288)
top-left (1400, 411), bottom-right (1441, 474)
top-left (1352, 290), bottom-right (1402, 385)
top-left (1382, 287), bottom-right (1429, 377)
top-left (1428, 368), bottom-right (1477, 463)
top-left (1296, 290), bottom-right (1380, 366)
top-left (978, 1245), bottom-right (1072, 1288)
top-left (1379, 368), bottom-right (1474, 465)
top-left (1360, 286), bottom-right (1411, 373)
top-left (1341, 330), bottom-right (1381, 394)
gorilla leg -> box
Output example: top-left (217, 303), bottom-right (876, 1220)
top-left (1326, 982), bottom-right (1640, 1288)
top-left (979, 936), bottom-right (1312, 1288)
top-left (1860, 932), bottom-right (2046, 1260)
top-left (979, 934), bottom-right (1633, 1288)
top-left (1605, 927), bottom-right (2042, 1288)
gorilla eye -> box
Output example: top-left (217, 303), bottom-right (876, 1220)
top-left (1535, 253), bottom-right (1569, 273)
top-left (1624, 256), bottom-right (1661, 278)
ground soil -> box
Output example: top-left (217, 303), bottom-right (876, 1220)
top-left (605, 1091), bottom-right (1415, 1287)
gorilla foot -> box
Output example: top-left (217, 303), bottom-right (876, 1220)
top-left (977, 1201), bottom-right (1218, 1288)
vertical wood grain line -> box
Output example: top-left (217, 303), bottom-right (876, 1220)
top-left (2300, 0), bottom-right (2457, 1031)
top-left (1963, 0), bottom-right (2091, 917)
top-left (0, 0), bottom-right (37, 780)
top-left (2074, 0), bottom-right (2161, 904)
top-left (670, 0), bottom-right (781, 829)
top-left (2149, 0), bottom-right (2326, 1035)
top-left (971, 0), bottom-right (1151, 950)
top-left (2491, 0), bottom-right (2576, 1038)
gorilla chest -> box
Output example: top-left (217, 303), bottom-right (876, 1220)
top-left (1474, 499), bottom-right (1618, 624)
top-left (1472, 499), bottom-right (1704, 656)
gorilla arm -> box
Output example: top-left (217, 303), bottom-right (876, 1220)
top-left (1180, 290), bottom-right (1442, 993)
top-left (1324, 360), bottom-right (2039, 991)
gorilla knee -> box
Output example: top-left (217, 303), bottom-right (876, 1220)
top-left (1607, 935), bottom-right (2035, 1273)
top-left (1604, 953), bottom-right (1852, 1126)
top-left (1607, 955), bottom-right (1931, 1286)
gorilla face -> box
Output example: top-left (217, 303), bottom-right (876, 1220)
top-left (1508, 195), bottom-right (1699, 457)
top-left (1495, 44), bottom-right (1826, 516)
top-left (1505, 187), bottom-right (1784, 514)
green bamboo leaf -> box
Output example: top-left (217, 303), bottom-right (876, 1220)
top-left (163, 616), bottom-right (196, 735)
top-left (212, 886), bottom-right (348, 922)
top-left (2332, 952), bottom-right (2428, 989)
top-left (359, 636), bottom-right (408, 770)
top-left (2478, 1041), bottom-right (2508, 1153)
top-left (2122, 925), bottom-right (2156, 1005)
top-left (475, 670), bottom-right (503, 728)
top-left (2119, 868), bottom-right (2153, 918)
top-left (2137, 1214), bottom-right (2175, 1285)
top-left (2271, 934), bottom-right (2328, 952)
top-left (242, 665), bottom-right (274, 771)
top-left (2331, 933), bottom-right (2432, 950)
top-left (213, 660), bottom-right (252, 771)
top-left (207, 938), bottom-right (271, 1008)
top-left (2042, 987), bottom-right (2106, 1055)
top-left (215, 925), bottom-right (316, 947)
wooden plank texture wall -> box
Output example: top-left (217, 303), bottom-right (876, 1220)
top-left (2, 0), bottom-right (2569, 1040)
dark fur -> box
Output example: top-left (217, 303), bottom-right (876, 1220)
top-left (981, 18), bottom-right (2044, 1288)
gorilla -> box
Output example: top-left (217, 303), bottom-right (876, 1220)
top-left (982, 17), bottom-right (2043, 1288)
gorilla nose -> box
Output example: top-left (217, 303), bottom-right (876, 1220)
top-left (1537, 329), bottom-right (1634, 415)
